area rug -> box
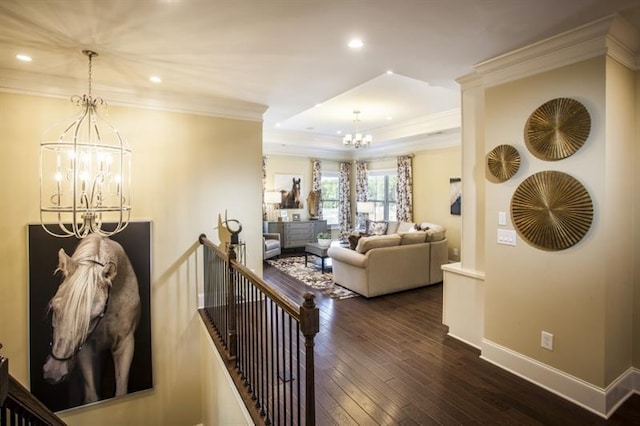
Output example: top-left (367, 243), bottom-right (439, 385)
top-left (266, 256), bottom-right (359, 300)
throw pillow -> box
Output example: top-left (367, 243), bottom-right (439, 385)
top-left (355, 234), bottom-right (401, 254)
top-left (396, 221), bottom-right (415, 233)
top-left (399, 231), bottom-right (427, 245)
top-left (366, 220), bottom-right (388, 236)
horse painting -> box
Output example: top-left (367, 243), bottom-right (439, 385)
top-left (43, 233), bottom-right (141, 404)
top-left (281, 177), bottom-right (303, 209)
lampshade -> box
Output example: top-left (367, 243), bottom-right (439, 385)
top-left (264, 191), bottom-right (281, 204)
top-left (356, 201), bottom-right (375, 214)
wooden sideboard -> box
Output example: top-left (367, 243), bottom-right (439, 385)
top-left (264, 220), bottom-right (328, 249)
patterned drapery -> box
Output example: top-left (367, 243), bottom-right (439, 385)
top-left (396, 155), bottom-right (413, 222)
top-left (355, 161), bottom-right (369, 230)
top-left (311, 159), bottom-right (322, 219)
top-left (338, 162), bottom-right (352, 237)
top-left (262, 156), bottom-right (267, 220)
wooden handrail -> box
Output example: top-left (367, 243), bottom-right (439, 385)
top-left (0, 344), bottom-right (66, 426)
top-left (198, 233), bottom-right (319, 424)
top-left (199, 234), bottom-right (301, 318)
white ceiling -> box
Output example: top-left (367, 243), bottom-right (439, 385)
top-left (1, 0), bottom-right (639, 159)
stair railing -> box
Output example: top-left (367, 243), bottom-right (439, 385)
top-left (199, 234), bottom-right (319, 425)
top-left (0, 343), bottom-right (66, 426)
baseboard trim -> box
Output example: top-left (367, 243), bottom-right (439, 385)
top-left (447, 332), bottom-right (481, 351)
top-left (481, 339), bottom-right (640, 418)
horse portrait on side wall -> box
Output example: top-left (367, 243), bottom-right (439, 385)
top-left (43, 233), bottom-right (141, 404)
top-left (281, 177), bottom-right (303, 209)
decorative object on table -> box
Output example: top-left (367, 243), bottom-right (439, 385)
top-left (275, 174), bottom-right (303, 209)
top-left (306, 190), bottom-right (320, 219)
top-left (28, 222), bottom-right (152, 412)
top-left (450, 178), bottom-right (461, 215)
top-left (487, 144), bottom-right (521, 182)
top-left (343, 110), bottom-right (372, 149)
top-left (525, 97), bottom-right (591, 161)
top-left (216, 210), bottom-right (243, 245)
top-left (40, 50), bottom-right (131, 239)
top-left (279, 210), bottom-right (288, 222)
top-left (292, 213), bottom-right (301, 221)
top-left (265, 256), bottom-right (358, 300)
top-left (316, 232), bottom-right (332, 247)
top-left (511, 171), bottom-right (593, 251)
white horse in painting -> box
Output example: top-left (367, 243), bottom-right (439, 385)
top-left (43, 233), bottom-right (141, 403)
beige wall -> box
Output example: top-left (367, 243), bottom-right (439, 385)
top-left (483, 56), bottom-right (636, 387)
top-left (0, 92), bottom-right (263, 425)
top-left (414, 146), bottom-right (462, 261)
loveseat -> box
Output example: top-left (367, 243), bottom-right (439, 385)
top-left (327, 221), bottom-right (448, 298)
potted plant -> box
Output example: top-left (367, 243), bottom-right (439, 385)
top-left (317, 232), bottom-right (332, 247)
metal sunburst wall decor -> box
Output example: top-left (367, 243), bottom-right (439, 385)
top-left (487, 144), bottom-right (521, 182)
top-left (511, 171), bottom-right (593, 251)
top-left (525, 97), bottom-right (591, 161)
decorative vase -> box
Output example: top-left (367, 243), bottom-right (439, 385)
top-left (318, 239), bottom-right (331, 247)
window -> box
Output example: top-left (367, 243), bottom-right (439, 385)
top-left (320, 172), bottom-right (339, 225)
top-left (367, 171), bottom-right (397, 222)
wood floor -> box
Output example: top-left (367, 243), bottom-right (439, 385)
top-left (263, 261), bottom-right (640, 425)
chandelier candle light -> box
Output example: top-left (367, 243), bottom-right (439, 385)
top-left (40, 50), bottom-right (131, 238)
top-left (343, 110), bottom-right (372, 149)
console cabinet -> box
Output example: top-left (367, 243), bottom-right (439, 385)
top-left (264, 220), bottom-right (327, 249)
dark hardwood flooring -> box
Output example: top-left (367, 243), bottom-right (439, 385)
top-left (263, 261), bottom-right (640, 425)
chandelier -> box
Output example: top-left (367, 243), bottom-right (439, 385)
top-left (40, 50), bottom-right (131, 238)
top-left (343, 110), bottom-right (372, 148)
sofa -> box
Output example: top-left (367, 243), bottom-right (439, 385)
top-left (327, 221), bottom-right (448, 298)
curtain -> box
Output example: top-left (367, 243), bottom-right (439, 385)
top-left (311, 158), bottom-right (322, 219)
top-left (355, 161), bottom-right (369, 230)
top-left (396, 155), bottom-right (413, 222)
top-left (338, 162), bottom-right (352, 237)
top-left (262, 156), bottom-right (267, 220)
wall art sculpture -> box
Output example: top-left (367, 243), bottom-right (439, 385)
top-left (487, 144), bottom-right (521, 182)
top-left (525, 97), bottom-right (591, 161)
top-left (511, 171), bottom-right (593, 251)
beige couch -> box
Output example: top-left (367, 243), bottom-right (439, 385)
top-left (327, 221), bottom-right (448, 298)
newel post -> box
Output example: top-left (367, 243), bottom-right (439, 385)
top-left (300, 293), bottom-right (319, 425)
top-left (226, 245), bottom-right (237, 360)
top-left (0, 343), bottom-right (8, 406)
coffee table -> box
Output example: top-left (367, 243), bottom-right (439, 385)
top-left (304, 242), bottom-right (332, 273)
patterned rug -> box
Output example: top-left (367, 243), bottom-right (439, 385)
top-left (266, 256), bottom-right (359, 300)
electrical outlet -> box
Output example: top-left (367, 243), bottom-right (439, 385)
top-left (541, 331), bottom-right (554, 351)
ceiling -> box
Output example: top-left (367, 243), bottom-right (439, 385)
top-left (1, 0), bottom-right (639, 159)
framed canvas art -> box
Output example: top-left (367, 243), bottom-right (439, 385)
top-left (450, 178), bottom-right (461, 216)
top-left (274, 174), bottom-right (303, 209)
top-left (28, 222), bottom-right (153, 412)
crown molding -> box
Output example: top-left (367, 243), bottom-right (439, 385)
top-left (472, 14), bottom-right (640, 87)
top-left (0, 69), bottom-right (267, 122)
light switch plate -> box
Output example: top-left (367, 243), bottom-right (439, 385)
top-left (497, 229), bottom-right (516, 246)
top-left (498, 211), bottom-right (507, 226)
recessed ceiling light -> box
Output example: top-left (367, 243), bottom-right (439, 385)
top-left (348, 38), bottom-right (364, 49)
top-left (337, 130), bottom-right (343, 135)
top-left (16, 54), bottom-right (32, 62)
top-left (149, 75), bottom-right (162, 84)
top-left (275, 123), bottom-right (281, 128)
top-left (315, 103), bottom-right (322, 107)
top-left (386, 70), bottom-right (394, 75)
